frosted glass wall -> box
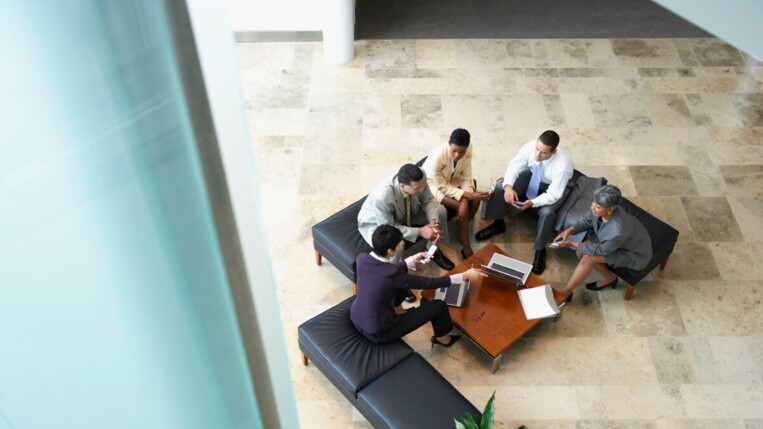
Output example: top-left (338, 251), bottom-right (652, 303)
top-left (0, 2), bottom-right (261, 428)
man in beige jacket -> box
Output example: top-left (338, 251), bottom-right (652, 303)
top-left (422, 129), bottom-right (491, 259)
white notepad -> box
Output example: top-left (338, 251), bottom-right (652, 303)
top-left (517, 284), bottom-right (561, 320)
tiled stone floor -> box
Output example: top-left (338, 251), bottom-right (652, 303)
top-left (237, 38), bottom-right (763, 428)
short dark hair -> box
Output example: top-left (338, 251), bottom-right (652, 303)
top-left (449, 128), bottom-right (471, 147)
top-left (397, 164), bottom-right (424, 185)
top-left (538, 130), bottom-right (560, 150)
top-left (372, 225), bottom-right (403, 256)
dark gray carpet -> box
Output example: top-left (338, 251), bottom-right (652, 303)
top-left (356, 0), bottom-right (711, 40)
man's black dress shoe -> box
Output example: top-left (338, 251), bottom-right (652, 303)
top-left (565, 292), bottom-right (573, 303)
top-left (532, 249), bottom-right (546, 275)
top-left (586, 277), bottom-right (618, 291)
top-left (404, 290), bottom-right (417, 303)
top-left (475, 221), bottom-right (506, 241)
top-left (431, 249), bottom-right (455, 271)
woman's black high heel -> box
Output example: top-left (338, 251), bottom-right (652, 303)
top-left (431, 335), bottom-right (461, 348)
top-left (585, 277), bottom-right (618, 291)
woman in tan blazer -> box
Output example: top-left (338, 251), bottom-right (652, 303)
top-left (422, 129), bottom-right (491, 259)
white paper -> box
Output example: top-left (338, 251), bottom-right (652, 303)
top-left (518, 284), bottom-right (560, 320)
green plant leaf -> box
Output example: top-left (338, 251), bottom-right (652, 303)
top-left (454, 419), bottom-right (467, 429)
top-left (480, 391), bottom-right (496, 429)
top-left (516, 426), bottom-right (526, 429)
top-left (459, 412), bottom-right (479, 429)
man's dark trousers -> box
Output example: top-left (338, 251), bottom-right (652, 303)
top-left (480, 170), bottom-right (572, 251)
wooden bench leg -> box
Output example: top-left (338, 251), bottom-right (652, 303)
top-left (659, 255), bottom-right (670, 270)
top-left (315, 251), bottom-right (322, 265)
top-left (352, 283), bottom-right (357, 295)
top-left (301, 352), bottom-right (309, 366)
top-left (624, 283), bottom-right (635, 301)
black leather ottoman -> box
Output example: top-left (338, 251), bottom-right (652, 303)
top-left (298, 297), bottom-right (482, 429)
top-left (357, 353), bottom-right (481, 429)
top-left (312, 196), bottom-right (372, 287)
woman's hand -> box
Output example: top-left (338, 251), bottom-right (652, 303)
top-left (553, 228), bottom-right (573, 243)
top-left (462, 268), bottom-right (488, 281)
top-left (551, 240), bottom-right (575, 249)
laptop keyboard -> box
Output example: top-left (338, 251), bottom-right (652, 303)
top-left (443, 283), bottom-right (461, 305)
top-left (491, 263), bottom-right (523, 278)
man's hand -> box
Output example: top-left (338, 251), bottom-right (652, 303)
top-left (515, 200), bottom-right (533, 211)
top-left (503, 185), bottom-right (518, 204)
top-left (419, 224), bottom-right (442, 240)
top-left (463, 191), bottom-right (491, 201)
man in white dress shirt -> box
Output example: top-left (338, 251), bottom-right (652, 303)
top-left (475, 130), bottom-right (574, 274)
top-left (422, 128), bottom-right (491, 259)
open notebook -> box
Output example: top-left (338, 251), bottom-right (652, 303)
top-left (517, 284), bottom-right (561, 320)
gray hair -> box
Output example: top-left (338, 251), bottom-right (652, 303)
top-left (592, 185), bottom-right (622, 209)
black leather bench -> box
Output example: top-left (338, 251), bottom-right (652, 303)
top-left (311, 158), bottom-right (458, 294)
top-left (312, 195), bottom-right (372, 291)
top-left (299, 297), bottom-right (481, 429)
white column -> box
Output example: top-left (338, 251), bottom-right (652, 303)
top-left (322, 0), bottom-right (355, 64)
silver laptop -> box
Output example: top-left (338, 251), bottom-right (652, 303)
top-left (481, 253), bottom-right (533, 286)
top-left (434, 279), bottom-right (470, 307)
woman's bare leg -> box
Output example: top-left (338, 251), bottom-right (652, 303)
top-left (561, 254), bottom-right (608, 296)
top-left (592, 262), bottom-right (617, 286)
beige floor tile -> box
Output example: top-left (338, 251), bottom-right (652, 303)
top-left (706, 336), bottom-right (763, 385)
top-left (710, 242), bottom-right (763, 280)
top-left (296, 399), bottom-right (354, 429)
top-left (611, 39), bottom-right (682, 67)
top-left (576, 384), bottom-right (686, 419)
top-left (655, 419), bottom-right (747, 429)
top-left (577, 165), bottom-right (636, 196)
top-left (673, 280), bottom-right (763, 336)
top-left (600, 280), bottom-right (687, 336)
top-left (681, 385), bottom-right (763, 419)
top-left (454, 39), bottom-right (511, 69)
top-left (648, 337), bottom-right (698, 384)
top-left (415, 39), bottom-right (456, 69)
top-left (728, 197), bottom-right (763, 241)
top-left (560, 94), bottom-right (597, 128)
top-left (720, 165), bottom-right (763, 196)
top-left (461, 385), bottom-right (581, 420)
top-left (546, 40), bottom-right (591, 67)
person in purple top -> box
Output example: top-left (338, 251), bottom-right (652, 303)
top-left (350, 225), bottom-right (486, 346)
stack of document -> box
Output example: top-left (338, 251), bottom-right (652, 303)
top-left (518, 284), bottom-right (561, 320)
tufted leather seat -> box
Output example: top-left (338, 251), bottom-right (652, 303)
top-left (298, 296), bottom-right (412, 398)
top-left (298, 296), bottom-right (481, 428)
top-left (312, 196), bottom-right (372, 284)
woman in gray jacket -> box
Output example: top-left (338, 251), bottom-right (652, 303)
top-left (551, 185), bottom-right (652, 301)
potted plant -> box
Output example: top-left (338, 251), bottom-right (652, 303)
top-left (455, 393), bottom-right (525, 429)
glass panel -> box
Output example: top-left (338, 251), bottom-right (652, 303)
top-left (0, 2), bottom-right (261, 428)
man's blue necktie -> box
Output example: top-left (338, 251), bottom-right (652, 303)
top-left (525, 162), bottom-right (543, 200)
